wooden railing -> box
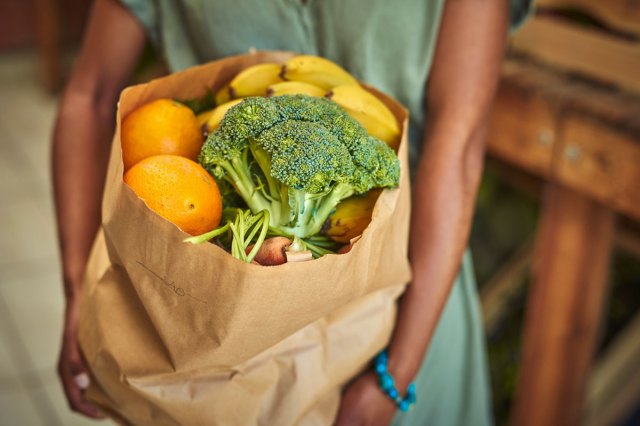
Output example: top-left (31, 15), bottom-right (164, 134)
top-left (485, 1), bottom-right (640, 424)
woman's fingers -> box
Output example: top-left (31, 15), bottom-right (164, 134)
top-left (58, 330), bottom-right (104, 418)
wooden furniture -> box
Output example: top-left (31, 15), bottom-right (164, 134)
top-left (485, 1), bottom-right (640, 424)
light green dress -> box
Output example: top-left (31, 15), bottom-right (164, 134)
top-left (119, 1), bottom-right (531, 424)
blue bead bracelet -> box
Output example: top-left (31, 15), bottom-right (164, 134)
top-left (373, 350), bottom-right (416, 412)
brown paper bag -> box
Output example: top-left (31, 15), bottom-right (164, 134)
top-left (78, 51), bottom-right (412, 426)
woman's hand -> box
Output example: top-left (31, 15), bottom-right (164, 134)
top-left (57, 294), bottom-right (103, 418)
top-left (334, 372), bottom-right (397, 426)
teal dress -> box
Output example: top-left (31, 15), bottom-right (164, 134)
top-left (119, 1), bottom-right (530, 424)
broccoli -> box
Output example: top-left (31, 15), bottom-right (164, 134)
top-left (256, 120), bottom-right (355, 237)
top-left (198, 94), bottom-right (399, 252)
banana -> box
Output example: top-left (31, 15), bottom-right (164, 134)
top-left (266, 81), bottom-right (327, 98)
top-left (325, 190), bottom-right (381, 243)
top-left (327, 85), bottom-right (400, 149)
top-left (282, 55), bottom-right (359, 90)
top-left (228, 63), bottom-right (283, 98)
top-left (196, 109), bottom-right (215, 128)
top-left (329, 85), bottom-right (397, 125)
top-left (204, 99), bottom-right (244, 132)
top-left (215, 84), bottom-right (231, 105)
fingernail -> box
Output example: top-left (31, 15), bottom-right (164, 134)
top-left (74, 373), bottom-right (90, 390)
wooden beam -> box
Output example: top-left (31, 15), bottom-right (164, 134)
top-left (536, 0), bottom-right (640, 37)
top-left (496, 59), bottom-right (640, 139)
top-left (555, 116), bottom-right (640, 222)
top-left (511, 16), bottom-right (640, 94)
top-left (487, 59), bottom-right (640, 221)
top-left (511, 183), bottom-right (615, 426)
top-left (486, 80), bottom-right (557, 178)
top-left (583, 310), bottom-right (640, 426)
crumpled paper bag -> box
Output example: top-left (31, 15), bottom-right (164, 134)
top-left (78, 51), bottom-right (412, 425)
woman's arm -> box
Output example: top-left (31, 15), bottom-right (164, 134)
top-left (336, 0), bottom-right (509, 423)
top-left (52, 0), bottom-right (146, 417)
top-left (388, 0), bottom-right (509, 387)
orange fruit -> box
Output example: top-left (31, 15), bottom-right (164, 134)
top-left (121, 99), bottom-right (203, 170)
top-left (124, 155), bottom-right (222, 236)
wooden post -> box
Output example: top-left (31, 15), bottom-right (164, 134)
top-left (511, 183), bottom-right (615, 426)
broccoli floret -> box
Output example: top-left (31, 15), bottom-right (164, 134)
top-left (258, 120), bottom-right (353, 192)
top-left (273, 94), bottom-right (368, 151)
top-left (369, 136), bottom-right (401, 188)
top-left (218, 96), bottom-right (280, 141)
top-left (273, 94), bottom-right (343, 124)
top-left (198, 94), bottom-right (399, 242)
top-left (347, 136), bottom-right (401, 193)
top-left (198, 130), bottom-right (270, 214)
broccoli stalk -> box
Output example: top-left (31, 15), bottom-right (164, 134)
top-left (229, 209), bottom-right (270, 263)
top-left (185, 208), bottom-right (270, 264)
top-left (278, 182), bottom-right (354, 238)
top-left (248, 139), bottom-right (290, 226)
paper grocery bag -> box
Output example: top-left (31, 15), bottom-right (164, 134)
top-left (78, 51), bottom-right (412, 425)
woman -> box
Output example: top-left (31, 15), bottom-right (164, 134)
top-left (53, 0), bottom-right (528, 424)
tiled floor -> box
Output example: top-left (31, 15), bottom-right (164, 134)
top-left (0, 51), bottom-right (110, 426)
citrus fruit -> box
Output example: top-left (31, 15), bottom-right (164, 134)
top-left (121, 99), bottom-right (203, 170)
top-left (124, 155), bottom-right (222, 236)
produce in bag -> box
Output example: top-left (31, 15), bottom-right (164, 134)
top-left (79, 52), bottom-right (412, 425)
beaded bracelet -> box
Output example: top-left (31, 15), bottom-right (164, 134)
top-left (373, 350), bottom-right (416, 412)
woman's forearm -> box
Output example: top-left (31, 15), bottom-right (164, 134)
top-left (385, 0), bottom-right (510, 389)
top-left (52, 89), bottom-right (116, 299)
top-left (388, 119), bottom-right (487, 388)
top-left (51, 0), bottom-right (147, 300)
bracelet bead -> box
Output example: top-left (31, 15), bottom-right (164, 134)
top-left (373, 350), bottom-right (416, 412)
top-left (380, 372), bottom-right (394, 390)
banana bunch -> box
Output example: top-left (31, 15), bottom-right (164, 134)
top-left (324, 190), bottom-right (381, 244)
top-left (211, 55), bottom-right (400, 148)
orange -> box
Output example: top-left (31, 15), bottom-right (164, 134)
top-left (124, 155), bottom-right (222, 236)
top-left (121, 99), bottom-right (203, 171)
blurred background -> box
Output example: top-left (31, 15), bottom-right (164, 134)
top-left (0, 0), bottom-right (638, 425)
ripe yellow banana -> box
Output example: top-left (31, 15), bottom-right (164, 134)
top-left (215, 84), bottom-right (231, 105)
top-left (229, 63), bottom-right (283, 98)
top-left (282, 55), bottom-right (359, 90)
top-left (266, 81), bottom-right (327, 98)
top-left (196, 109), bottom-right (214, 129)
top-left (330, 85), bottom-right (397, 124)
top-left (325, 190), bottom-right (381, 243)
top-left (204, 99), bottom-right (244, 132)
top-left (327, 85), bottom-right (400, 149)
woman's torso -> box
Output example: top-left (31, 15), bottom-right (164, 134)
top-left (128, 0), bottom-right (446, 165)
